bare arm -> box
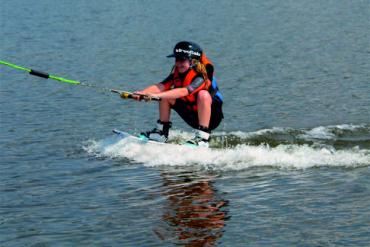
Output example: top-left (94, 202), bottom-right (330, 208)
top-left (132, 83), bottom-right (165, 100)
top-left (138, 83), bottom-right (165, 94)
top-left (151, 87), bottom-right (189, 99)
top-left (148, 76), bottom-right (205, 100)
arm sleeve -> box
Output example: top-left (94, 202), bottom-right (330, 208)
top-left (186, 76), bottom-right (206, 95)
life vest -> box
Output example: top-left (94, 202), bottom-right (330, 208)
top-left (210, 77), bottom-right (223, 103)
top-left (200, 53), bottom-right (213, 73)
top-left (172, 68), bottom-right (209, 107)
top-left (201, 53), bottom-right (223, 103)
top-left (169, 53), bottom-right (223, 110)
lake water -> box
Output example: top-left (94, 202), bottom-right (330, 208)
top-left (1, 0), bottom-right (369, 246)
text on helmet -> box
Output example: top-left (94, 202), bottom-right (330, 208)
top-left (175, 49), bottom-right (201, 57)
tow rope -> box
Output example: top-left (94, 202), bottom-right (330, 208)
top-left (0, 60), bottom-right (160, 101)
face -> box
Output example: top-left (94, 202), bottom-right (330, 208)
top-left (175, 57), bottom-right (191, 73)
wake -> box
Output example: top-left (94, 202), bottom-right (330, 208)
top-left (84, 124), bottom-right (370, 170)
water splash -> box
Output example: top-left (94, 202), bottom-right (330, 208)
top-left (84, 124), bottom-right (370, 170)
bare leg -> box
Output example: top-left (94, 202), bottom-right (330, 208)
top-left (197, 90), bottom-right (212, 128)
top-left (159, 98), bottom-right (175, 122)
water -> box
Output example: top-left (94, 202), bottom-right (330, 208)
top-left (1, 0), bottom-right (369, 246)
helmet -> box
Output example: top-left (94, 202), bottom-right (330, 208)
top-left (167, 41), bottom-right (202, 60)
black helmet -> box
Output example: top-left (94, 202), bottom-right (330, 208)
top-left (167, 41), bottom-right (202, 60)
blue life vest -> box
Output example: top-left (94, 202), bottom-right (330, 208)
top-left (210, 77), bottom-right (223, 103)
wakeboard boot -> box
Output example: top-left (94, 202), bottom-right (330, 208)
top-left (185, 126), bottom-right (210, 148)
top-left (140, 120), bottom-right (172, 143)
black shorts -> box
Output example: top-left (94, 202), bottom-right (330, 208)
top-left (171, 97), bottom-right (224, 131)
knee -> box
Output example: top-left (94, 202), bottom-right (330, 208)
top-left (160, 98), bottom-right (175, 106)
top-left (197, 90), bottom-right (212, 104)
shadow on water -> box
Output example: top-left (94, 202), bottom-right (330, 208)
top-left (154, 170), bottom-right (229, 246)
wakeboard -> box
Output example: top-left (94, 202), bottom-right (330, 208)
top-left (112, 129), bottom-right (202, 148)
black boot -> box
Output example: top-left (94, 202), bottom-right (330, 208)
top-left (141, 120), bottom-right (172, 143)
